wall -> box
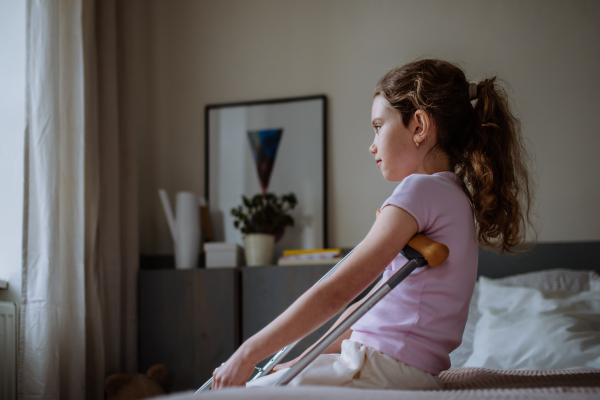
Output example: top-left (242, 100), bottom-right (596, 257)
top-left (0, 0), bottom-right (26, 305)
top-left (125, 0), bottom-right (600, 254)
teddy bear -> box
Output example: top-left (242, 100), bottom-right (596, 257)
top-left (105, 364), bottom-right (167, 400)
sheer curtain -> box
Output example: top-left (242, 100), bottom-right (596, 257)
top-left (20, 1), bottom-right (137, 399)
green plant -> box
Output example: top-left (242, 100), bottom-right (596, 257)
top-left (231, 193), bottom-right (298, 240)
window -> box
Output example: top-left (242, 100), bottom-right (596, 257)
top-left (0, 0), bottom-right (26, 304)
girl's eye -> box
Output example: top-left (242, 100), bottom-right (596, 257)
top-left (374, 125), bottom-right (381, 133)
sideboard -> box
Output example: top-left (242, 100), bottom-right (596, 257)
top-left (139, 263), bottom-right (341, 392)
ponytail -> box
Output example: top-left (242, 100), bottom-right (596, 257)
top-left (375, 60), bottom-right (536, 253)
top-left (462, 78), bottom-right (536, 253)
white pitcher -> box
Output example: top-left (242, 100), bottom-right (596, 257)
top-left (158, 189), bottom-right (206, 269)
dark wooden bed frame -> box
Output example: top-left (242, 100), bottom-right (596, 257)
top-left (477, 241), bottom-right (600, 278)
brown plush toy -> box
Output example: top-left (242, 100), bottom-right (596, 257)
top-left (105, 364), bottom-right (167, 400)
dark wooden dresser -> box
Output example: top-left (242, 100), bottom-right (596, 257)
top-left (139, 263), bottom-right (338, 392)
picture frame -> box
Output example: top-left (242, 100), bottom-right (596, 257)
top-left (205, 95), bottom-right (328, 257)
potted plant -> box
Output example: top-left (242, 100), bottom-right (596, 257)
top-left (231, 192), bottom-right (298, 266)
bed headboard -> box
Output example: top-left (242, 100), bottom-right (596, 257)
top-left (477, 241), bottom-right (600, 279)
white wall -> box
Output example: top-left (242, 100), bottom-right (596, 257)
top-left (126, 0), bottom-right (600, 254)
top-left (0, 0), bottom-right (26, 305)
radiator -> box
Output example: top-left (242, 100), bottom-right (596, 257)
top-left (0, 301), bottom-right (16, 400)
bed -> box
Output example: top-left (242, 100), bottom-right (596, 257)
top-left (155, 241), bottom-right (600, 399)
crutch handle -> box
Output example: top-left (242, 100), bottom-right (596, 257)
top-left (407, 234), bottom-right (449, 267)
top-left (376, 208), bottom-right (449, 267)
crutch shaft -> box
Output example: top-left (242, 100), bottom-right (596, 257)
top-left (194, 377), bottom-right (213, 394)
top-left (248, 338), bottom-right (299, 381)
top-left (273, 257), bottom-right (427, 386)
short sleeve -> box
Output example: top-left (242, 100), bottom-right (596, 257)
top-left (381, 174), bottom-right (442, 233)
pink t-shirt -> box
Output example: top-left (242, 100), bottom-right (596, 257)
top-left (350, 171), bottom-right (478, 375)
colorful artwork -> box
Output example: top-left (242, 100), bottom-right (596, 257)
top-left (247, 128), bottom-right (283, 194)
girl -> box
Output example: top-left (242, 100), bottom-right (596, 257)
top-left (212, 59), bottom-right (535, 390)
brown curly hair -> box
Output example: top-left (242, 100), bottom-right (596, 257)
top-left (375, 59), bottom-right (536, 253)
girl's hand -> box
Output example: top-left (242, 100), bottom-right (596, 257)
top-left (212, 351), bottom-right (256, 390)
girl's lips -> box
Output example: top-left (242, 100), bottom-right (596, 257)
top-left (376, 160), bottom-right (382, 168)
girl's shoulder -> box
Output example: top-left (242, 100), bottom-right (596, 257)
top-left (392, 171), bottom-right (463, 197)
top-left (386, 172), bottom-right (473, 236)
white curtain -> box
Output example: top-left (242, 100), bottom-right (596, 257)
top-left (20, 1), bottom-right (137, 399)
top-left (90, 0), bottom-right (139, 378)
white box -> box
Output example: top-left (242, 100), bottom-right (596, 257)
top-left (204, 242), bottom-right (243, 268)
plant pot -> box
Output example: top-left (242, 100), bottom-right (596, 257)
top-left (244, 233), bottom-right (275, 266)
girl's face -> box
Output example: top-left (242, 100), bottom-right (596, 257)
top-left (369, 95), bottom-right (424, 181)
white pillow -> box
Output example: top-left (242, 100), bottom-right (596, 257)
top-left (463, 275), bottom-right (600, 370)
top-left (450, 269), bottom-right (598, 368)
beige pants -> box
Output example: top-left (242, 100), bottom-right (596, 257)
top-left (247, 340), bottom-right (443, 390)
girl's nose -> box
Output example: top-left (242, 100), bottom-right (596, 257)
top-left (369, 142), bottom-right (377, 155)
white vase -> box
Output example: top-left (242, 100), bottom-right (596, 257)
top-left (244, 234), bottom-right (275, 266)
top-left (158, 189), bottom-right (205, 269)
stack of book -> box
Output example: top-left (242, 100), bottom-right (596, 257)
top-left (277, 248), bottom-right (344, 266)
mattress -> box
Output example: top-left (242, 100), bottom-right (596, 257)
top-left (439, 367), bottom-right (600, 390)
top-left (154, 368), bottom-right (600, 400)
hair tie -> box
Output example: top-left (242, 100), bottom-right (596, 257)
top-left (468, 83), bottom-right (478, 101)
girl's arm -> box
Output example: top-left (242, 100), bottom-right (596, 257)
top-left (212, 205), bottom-right (418, 389)
top-left (273, 277), bottom-right (384, 371)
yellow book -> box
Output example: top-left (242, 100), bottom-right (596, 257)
top-left (283, 248), bottom-right (342, 256)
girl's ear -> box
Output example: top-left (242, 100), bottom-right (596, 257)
top-left (413, 110), bottom-right (432, 144)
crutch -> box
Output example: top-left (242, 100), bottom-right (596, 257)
top-left (195, 242), bottom-right (364, 393)
top-left (197, 232), bottom-right (449, 392)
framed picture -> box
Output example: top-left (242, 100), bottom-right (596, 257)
top-left (205, 95), bottom-right (327, 257)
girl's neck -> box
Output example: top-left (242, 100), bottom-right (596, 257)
top-left (417, 149), bottom-right (452, 175)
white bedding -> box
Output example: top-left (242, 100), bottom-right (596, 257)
top-left (450, 269), bottom-right (599, 368)
top-left (463, 275), bottom-right (600, 370)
